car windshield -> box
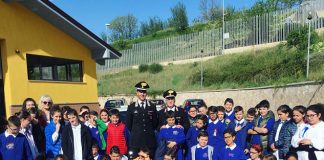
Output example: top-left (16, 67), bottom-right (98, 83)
top-left (150, 100), bottom-right (164, 105)
top-left (105, 100), bottom-right (124, 108)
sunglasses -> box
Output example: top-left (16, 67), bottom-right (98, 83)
top-left (42, 101), bottom-right (52, 105)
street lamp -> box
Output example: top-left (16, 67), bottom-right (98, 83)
top-left (200, 48), bottom-right (204, 89)
top-left (105, 23), bottom-right (111, 43)
top-left (222, 0), bottom-right (225, 55)
top-left (306, 11), bottom-right (312, 79)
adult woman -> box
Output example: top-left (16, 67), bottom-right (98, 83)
top-left (248, 144), bottom-right (262, 160)
top-left (39, 94), bottom-right (53, 125)
top-left (22, 98), bottom-right (38, 111)
top-left (291, 104), bottom-right (324, 160)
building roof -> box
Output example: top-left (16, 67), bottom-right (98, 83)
top-left (4, 0), bottom-right (121, 64)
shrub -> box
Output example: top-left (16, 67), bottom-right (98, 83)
top-left (139, 64), bottom-right (149, 73)
top-left (287, 26), bottom-right (318, 51)
top-left (148, 63), bottom-right (163, 74)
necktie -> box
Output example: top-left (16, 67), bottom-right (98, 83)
top-left (141, 102), bottom-right (144, 110)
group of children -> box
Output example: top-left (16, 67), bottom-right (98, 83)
top-left (0, 95), bottom-right (323, 160)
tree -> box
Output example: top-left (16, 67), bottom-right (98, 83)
top-left (139, 16), bottom-right (164, 36)
top-left (199, 0), bottom-right (222, 22)
top-left (108, 14), bottom-right (138, 42)
top-left (169, 2), bottom-right (189, 32)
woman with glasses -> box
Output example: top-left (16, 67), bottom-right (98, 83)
top-left (248, 144), bottom-right (262, 160)
top-left (291, 103), bottom-right (324, 160)
top-left (39, 94), bottom-right (53, 126)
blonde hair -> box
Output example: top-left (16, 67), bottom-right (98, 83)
top-left (39, 94), bottom-right (53, 110)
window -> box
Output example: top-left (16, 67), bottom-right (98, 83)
top-left (27, 54), bottom-right (83, 82)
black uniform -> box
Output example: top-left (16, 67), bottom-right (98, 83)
top-left (125, 99), bottom-right (158, 153)
top-left (158, 106), bottom-right (190, 133)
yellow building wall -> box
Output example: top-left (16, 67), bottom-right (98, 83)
top-left (0, 2), bottom-right (98, 117)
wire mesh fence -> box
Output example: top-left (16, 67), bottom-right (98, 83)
top-left (97, 0), bottom-right (324, 75)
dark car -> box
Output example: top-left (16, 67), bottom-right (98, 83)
top-left (183, 99), bottom-right (207, 112)
top-left (104, 98), bottom-right (128, 111)
top-left (149, 99), bottom-right (165, 111)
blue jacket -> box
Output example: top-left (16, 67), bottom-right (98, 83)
top-left (0, 132), bottom-right (33, 160)
top-left (228, 120), bottom-right (249, 150)
top-left (218, 144), bottom-right (246, 160)
top-left (186, 126), bottom-right (205, 149)
top-left (45, 120), bottom-right (63, 158)
top-left (269, 119), bottom-right (297, 159)
top-left (158, 126), bottom-right (185, 160)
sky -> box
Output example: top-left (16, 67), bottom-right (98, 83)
top-left (52, 0), bottom-right (257, 37)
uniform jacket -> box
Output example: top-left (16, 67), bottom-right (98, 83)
top-left (158, 106), bottom-right (190, 133)
top-left (228, 119), bottom-right (249, 150)
top-left (125, 100), bottom-right (158, 148)
top-left (61, 123), bottom-right (92, 160)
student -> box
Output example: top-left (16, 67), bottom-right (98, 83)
top-left (198, 105), bottom-right (208, 116)
top-left (213, 106), bottom-right (228, 156)
top-left (285, 152), bottom-right (298, 160)
top-left (100, 109), bottom-right (110, 125)
top-left (27, 107), bottom-right (45, 154)
top-left (206, 106), bottom-right (218, 149)
top-left (157, 111), bottom-right (185, 160)
top-left (61, 105), bottom-right (71, 125)
top-left (80, 105), bottom-right (90, 114)
top-left (291, 104), bottom-right (324, 160)
top-left (228, 106), bottom-right (249, 152)
top-left (248, 100), bottom-right (275, 154)
top-left (187, 131), bottom-right (216, 160)
top-left (246, 108), bottom-right (256, 123)
top-left (163, 147), bottom-right (177, 160)
top-left (248, 144), bottom-right (262, 160)
top-left (19, 111), bottom-right (39, 159)
top-left (290, 105), bottom-right (307, 158)
top-left (21, 97), bottom-right (38, 111)
top-left (61, 109), bottom-right (92, 160)
top-left (186, 115), bottom-right (208, 149)
top-left (106, 109), bottom-right (130, 155)
top-left (135, 147), bottom-right (151, 160)
top-left (224, 98), bottom-right (235, 121)
top-left (54, 154), bottom-right (64, 160)
top-left (187, 106), bottom-right (198, 127)
top-left (88, 111), bottom-right (107, 152)
top-left (0, 116), bottom-right (32, 160)
top-left (45, 106), bottom-right (63, 159)
top-left (262, 154), bottom-right (277, 160)
top-left (219, 129), bottom-right (246, 160)
top-left (268, 105), bottom-right (294, 159)
top-left (246, 107), bottom-right (257, 151)
top-left (92, 142), bottom-right (101, 160)
top-left (109, 145), bottom-right (129, 160)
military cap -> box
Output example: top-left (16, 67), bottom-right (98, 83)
top-left (135, 81), bottom-right (150, 91)
top-left (163, 89), bottom-right (177, 98)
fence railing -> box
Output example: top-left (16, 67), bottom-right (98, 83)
top-left (97, 0), bottom-right (324, 74)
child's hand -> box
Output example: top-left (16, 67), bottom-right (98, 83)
top-left (167, 141), bottom-right (176, 148)
top-left (270, 143), bottom-right (276, 151)
top-left (235, 125), bottom-right (242, 132)
top-left (176, 125), bottom-right (183, 129)
top-left (55, 123), bottom-right (61, 132)
top-left (244, 148), bottom-right (249, 154)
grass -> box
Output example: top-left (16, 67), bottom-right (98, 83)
top-left (98, 40), bottom-right (324, 96)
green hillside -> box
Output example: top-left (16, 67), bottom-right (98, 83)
top-left (98, 41), bottom-right (324, 96)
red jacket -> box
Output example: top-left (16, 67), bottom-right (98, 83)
top-left (106, 122), bottom-right (128, 155)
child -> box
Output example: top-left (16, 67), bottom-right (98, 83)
top-left (246, 108), bottom-right (256, 123)
top-left (219, 129), bottom-right (246, 160)
top-left (106, 109), bottom-right (130, 155)
top-left (206, 106), bottom-right (218, 149)
top-left (54, 154), bottom-right (64, 160)
top-left (186, 115), bottom-right (208, 149)
top-left (45, 106), bottom-right (64, 159)
top-left (135, 147), bottom-right (151, 160)
top-left (187, 131), bottom-right (216, 160)
top-left (228, 106), bottom-right (249, 152)
top-left (248, 100), bottom-right (275, 155)
top-left (213, 106), bottom-right (228, 156)
top-left (92, 142), bottom-right (101, 160)
top-left (224, 98), bottom-right (235, 121)
top-left (187, 106), bottom-right (197, 127)
top-left (157, 111), bottom-right (185, 160)
top-left (109, 145), bottom-right (128, 160)
top-left (0, 116), bottom-right (32, 160)
top-left (198, 105), bottom-right (208, 116)
top-left (248, 144), bottom-right (262, 160)
top-left (268, 105), bottom-right (293, 159)
top-left (19, 111), bottom-right (39, 159)
top-left (88, 111), bottom-right (107, 152)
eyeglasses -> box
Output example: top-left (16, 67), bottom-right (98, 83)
top-left (306, 114), bottom-right (317, 118)
top-left (189, 110), bottom-right (197, 113)
top-left (42, 101), bottom-right (52, 105)
top-left (250, 151), bottom-right (258, 154)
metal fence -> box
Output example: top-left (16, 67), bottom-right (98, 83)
top-left (97, 0), bottom-right (324, 74)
